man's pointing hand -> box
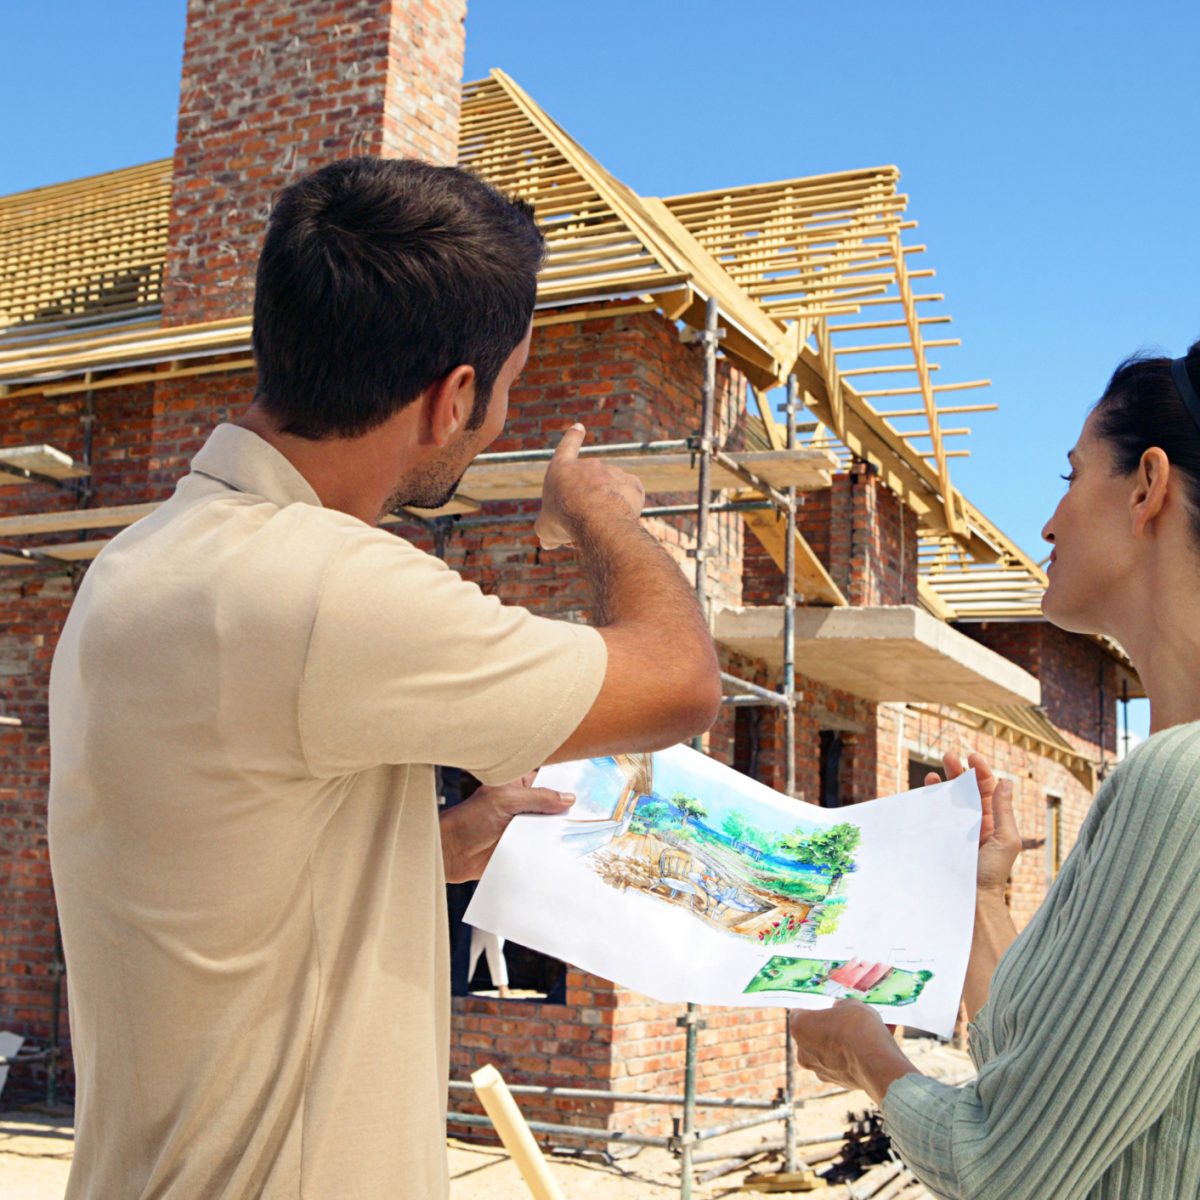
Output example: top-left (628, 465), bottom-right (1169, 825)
top-left (535, 423), bottom-right (646, 550)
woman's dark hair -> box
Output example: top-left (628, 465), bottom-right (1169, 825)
top-left (1092, 339), bottom-right (1200, 543)
top-left (251, 157), bottom-right (545, 439)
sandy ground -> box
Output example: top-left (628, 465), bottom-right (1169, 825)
top-left (0, 1041), bottom-right (970, 1198)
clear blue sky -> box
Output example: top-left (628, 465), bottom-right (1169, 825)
top-left (5, 0), bottom-right (1196, 741)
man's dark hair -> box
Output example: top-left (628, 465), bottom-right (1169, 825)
top-left (251, 157), bottom-right (544, 439)
top-left (1092, 338), bottom-right (1200, 545)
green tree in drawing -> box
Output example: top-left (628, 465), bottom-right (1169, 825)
top-left (802, 823), bottom-right (861, 884)
top-left (672, 793), bottom-right (708, 830)
top-left (722, 810), bottom-right (751, 845)
top-left (744, 824), bottom-right (776, 854)
top-left (779, 822), bottom-right (860, 886)
top-left (631, 799), bottom-right (671, 835)
top-left (778, 827), bottom-right (814, 861)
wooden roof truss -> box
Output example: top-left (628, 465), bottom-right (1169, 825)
top-left (919, 489), bottom-right (1049, 620)
top-left (458, 72), bottom-right (792, 386)
top-left (0, 160), bottom-right (170, 341)
top-left (663, 171), bottom-right (993, 539)
top-left (0, 72), bottom-right (1060, 650)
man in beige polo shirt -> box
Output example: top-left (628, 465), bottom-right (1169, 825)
top-left (48, 158), bottom-right (720, 1199)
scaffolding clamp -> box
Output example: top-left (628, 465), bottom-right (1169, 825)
top-left (667, 1123), bottom-right (703, 1153)
top-left (678, 326), bottom-right (727, 347)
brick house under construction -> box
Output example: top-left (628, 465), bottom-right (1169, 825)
top-left (0, 0), bottom-right (1139, 1142)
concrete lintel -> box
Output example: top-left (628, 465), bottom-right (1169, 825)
top-left (713, 604), bottom-right (1041, 709)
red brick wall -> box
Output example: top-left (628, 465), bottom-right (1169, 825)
top-left (882, 702), bottom-right (1097, 931)
top-left (958, 621), bottom-right (1119, 756)
top-left (0, 377), bottom-right (171, 1100)
top-left (162, 0), bottom-right (467, 325)
top-left (741, 464), bottom-right (918, 609)
top-left (439, 309), bottom-right (747, 617)
top-left (150, 366), bottom-right (254, 497)
top-left (0, 574), bottom-right (75, 1101)
top-left (1037, 624), bottom-right (1119, 756)
top-left (832, 465), bottom-right (919, 607)
top-left (448, 974), bottom-right (801, 1140)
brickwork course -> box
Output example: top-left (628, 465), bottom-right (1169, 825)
top-left (0, 0), bottom-right (1130, 1143)
top-left (163, 0), bottom-right (466, 325)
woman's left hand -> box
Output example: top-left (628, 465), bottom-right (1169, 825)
top-left (788, 1000), bottom-right (918, 1105)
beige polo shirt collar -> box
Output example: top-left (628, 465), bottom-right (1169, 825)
top-left (190, 423), bottom-right (323, 509)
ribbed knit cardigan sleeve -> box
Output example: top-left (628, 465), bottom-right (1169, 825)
top-left (881, 721), bottom-right (1200, 1200)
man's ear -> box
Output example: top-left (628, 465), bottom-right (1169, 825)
top-left (1131, 447), bottom-right (1171, 537)
top-left (424, 365), bottom-right (477, 447)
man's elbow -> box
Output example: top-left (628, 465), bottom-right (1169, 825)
top-left (672, 656), bottom-right (722, 741)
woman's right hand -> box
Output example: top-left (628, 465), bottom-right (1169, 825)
top-left (925, 751), bottom-right (1022, 897)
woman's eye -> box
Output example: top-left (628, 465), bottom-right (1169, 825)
top-left (1060, 472), bottom-right (1076, 485)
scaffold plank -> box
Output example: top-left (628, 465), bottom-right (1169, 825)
top-left (0, 444), bottom-right (90, 483)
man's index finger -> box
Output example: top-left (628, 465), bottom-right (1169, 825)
top-left (552, 423), bottom-right (587, 463)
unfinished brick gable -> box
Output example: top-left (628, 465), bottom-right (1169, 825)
top-left (162, 0), bottom-right (466, 326)
top-left (959, 621), bottom-right (1119, 754)
top-left (442, 308), bottom-right (747, 617)
top-left (742, 464), bottom-right (919, 608)
top-left (831, 465), bottom-right (919, 607)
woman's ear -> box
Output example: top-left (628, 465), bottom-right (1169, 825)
top-left (1130, 447), bottom-right (1171, 537)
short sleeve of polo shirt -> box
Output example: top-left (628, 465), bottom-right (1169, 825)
top-left (298, 526), bottom-right (607, 784)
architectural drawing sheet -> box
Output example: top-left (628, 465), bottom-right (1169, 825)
top-left (467, 745), bottom-right (982, 1037)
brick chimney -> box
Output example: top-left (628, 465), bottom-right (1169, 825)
top-left (161, 0), bottom-right (468, 327)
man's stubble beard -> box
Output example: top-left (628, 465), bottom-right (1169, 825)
top-left (379, 449), bottom-right (472, 519)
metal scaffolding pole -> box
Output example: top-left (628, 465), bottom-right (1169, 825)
top-left (432, 304), bottom-right (816, 1196)
top-left (679, 294), bottom-right (721, 1200)
top-left (691, 296), bottom-right (720, 624)
top-left (782, 372), bottom-right (800, 1173)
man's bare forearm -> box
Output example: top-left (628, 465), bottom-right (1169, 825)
top-left (570, 501), bottom-right (708, 640)
top-left (540, 431), bottom-right (722, 759)
top-left (963, 889), bottom-right (1018, 1020)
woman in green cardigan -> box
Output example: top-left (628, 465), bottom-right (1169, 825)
top-left (788, 342), bottom-right (1200, 1199)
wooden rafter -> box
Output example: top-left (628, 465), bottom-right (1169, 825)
top-left (663, 172), bottom-right (995, 536)
top-left (0, 160), bottom-right (171, 337)
top-left (459, 72), bottom-right (792, 386)
top-left (919, 490), bottom-right (1049, 619)
top-left (907, 702), bottom-right (1096, 790)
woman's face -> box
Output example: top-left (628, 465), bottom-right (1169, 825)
top-left (1041, 412), bottom-right (1135, 635)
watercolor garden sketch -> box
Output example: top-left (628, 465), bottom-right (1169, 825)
top-left (562, 752), bottom-right (861, 949)
top-left (467, 744), bottom-right (981, 1036)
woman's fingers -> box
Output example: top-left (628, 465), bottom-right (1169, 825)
top-left (990, 778), bottom-right (1021, 847)
top-left (924, 750), bottom-right (1000, 799)
top-left (966, 751), bottom-right (996, 789)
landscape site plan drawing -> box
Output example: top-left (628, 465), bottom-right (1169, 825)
top-left (468, 745), bottom-right (982, 1036)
